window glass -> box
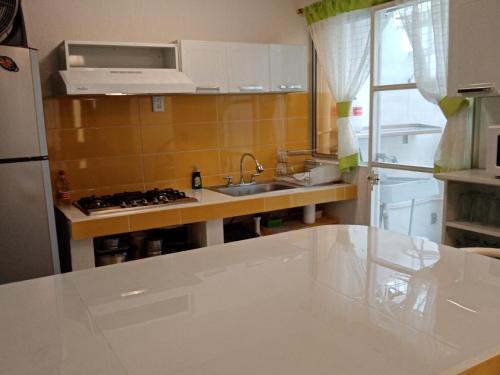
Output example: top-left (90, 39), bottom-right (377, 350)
top-left (375, 8), bottom-right (415, 86)
top-left (373, 168), bottom-right (443, 243)
top-left (372, 89), bottom-right (446, 168)
top-left (314, 3), bottom-right (446, 169)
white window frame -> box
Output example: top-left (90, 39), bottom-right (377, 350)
top-left (368, 1), bottom-right (435, 174)
top-left (311, 0), bottom-right (441, 175)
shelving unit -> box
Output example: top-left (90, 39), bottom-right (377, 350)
top-left (436, 169), bottom-right (500, 187)
top-left (435, 169), bottom-right (500, 247)
top-left (446, 221), bottom-right (500, 238)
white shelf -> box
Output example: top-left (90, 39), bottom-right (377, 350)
top-left (435, 169), bottom-right (500, 187)
top-left (446, 221), bottom-right (500, 238)
top-left (357, 124), bottom-right (442, 139)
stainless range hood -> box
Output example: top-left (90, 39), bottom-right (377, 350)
top-left (58, 41), bottom-right (195, 95)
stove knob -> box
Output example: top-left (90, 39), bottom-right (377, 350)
top-left (152, 197), bottom-right (159, 204)
top-left (141, 199), bottom-right (148, 206)
top-left (131, 200), bottom-right (138, 207)
top-left (120, 201), bottom-right (127, 208)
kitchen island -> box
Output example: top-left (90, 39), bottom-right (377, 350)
top-left (1, 225), bottom-right (500, 374)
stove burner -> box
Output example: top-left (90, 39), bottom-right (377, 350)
top-left (74, 188), bottom-right (197, 215)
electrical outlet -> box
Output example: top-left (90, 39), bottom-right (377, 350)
top-left (152, 96), bottom-right (164, 112)
top-left (431, 212), bottom-right (438, 225)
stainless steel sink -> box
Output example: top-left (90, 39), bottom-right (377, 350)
top-left (209, 182), bottom-right (296, 197)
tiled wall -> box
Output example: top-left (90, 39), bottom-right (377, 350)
top-left (43, 93), bottom-right (309, 199)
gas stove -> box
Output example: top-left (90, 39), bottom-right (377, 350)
top-left (74, 188), bottom-right (198, 215)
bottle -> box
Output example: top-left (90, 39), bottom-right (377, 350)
top-left (192, 165), bottom-right (202, 189)
top-left (56, 170), bottom-right (71, 205)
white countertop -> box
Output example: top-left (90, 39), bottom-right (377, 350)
top-left (58, 183), bottom-right (353, 223)
top-left (2, 225), bottom-right (500, 374)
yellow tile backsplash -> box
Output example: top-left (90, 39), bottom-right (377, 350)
top-left (286, 118), bottom-right (309, 143)
top-left (47, 126), bottom-right (142, 160)
top-left (141, 122), bottom-right (219, 153)
top-left (216, 95), bottom-right (259, 122)
top-left (218, 121), bottom-right (257, 148)
top-left (44, 96), bottom-right (141, 129)
top-left (50, 156), bottom-right (144, 191)
top-left (44, 93), bottom-right (309, 198)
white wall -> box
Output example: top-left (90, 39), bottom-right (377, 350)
top-left (22, 0), bottom-right (308, 96)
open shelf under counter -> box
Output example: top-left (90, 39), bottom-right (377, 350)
top-left (446, 221), bottom-right (500, 238)
top-left (435, 169), bottom-right (500, 187)
top-left (260, 215), bottom-right (339, 236)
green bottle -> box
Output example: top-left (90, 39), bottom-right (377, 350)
top-left (192, 165), bottom-right (202, 189)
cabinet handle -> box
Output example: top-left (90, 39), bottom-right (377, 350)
top-left (196, 86), bottom-right (220, 92)
top-left (457, 84), bottom-right (494, 95)
top-left (287, 84), bottom-right (302, 90)
top-left (239, 85), bottom-right (264, 92)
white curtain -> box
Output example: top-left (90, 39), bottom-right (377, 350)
top-left (398, 0), bottom-right (471, 172)
top-left (309, 8), bottom-right (372, 172)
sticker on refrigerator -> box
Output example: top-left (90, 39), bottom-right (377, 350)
top-left (0, 56), bottom-right (19, 72)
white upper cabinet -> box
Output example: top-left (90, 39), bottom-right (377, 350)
top-left (226, 43), bottom-right (270, 93)
top-left (178, 40), bottom-right (228, 93)
top-left (448, 0), bottom-right (500, 96)
top-left (177, 41), bottom-right (308, 94)
top-left (269, 44), bottom-right (308, 92)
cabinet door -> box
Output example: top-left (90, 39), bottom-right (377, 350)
top-left (448, 0), bottom-right (500, 96)
top-left (226, 43), bottom-right (270, 93)
top-left (179, 40), bottom-right (228, 93)
top-left (270, 44), bottom-right (308, 92)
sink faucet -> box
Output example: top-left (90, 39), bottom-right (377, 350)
top-left (239, 153), bottom-right (264, 185)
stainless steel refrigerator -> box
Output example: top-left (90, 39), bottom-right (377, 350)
top-left (0, 45), bottom-right (60, 284)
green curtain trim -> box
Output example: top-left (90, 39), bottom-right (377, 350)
top-left (438, 97), bottom-right (469, 119)
top-left (433, 164), bottom-right (445, 173)
top-left (337, 101), bottom-right (352, 118)
top-left (434, 164), bottom-right (455, 173)
top-left (339, 153), bottom-right (359, 172)
top-left (304, 0), bottom-right (391, 25)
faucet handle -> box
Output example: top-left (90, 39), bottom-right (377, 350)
top-left (223, 176), bottom-right (233, 186)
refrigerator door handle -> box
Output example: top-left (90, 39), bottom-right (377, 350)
top-left (0, 155), bottom-right (48, 164)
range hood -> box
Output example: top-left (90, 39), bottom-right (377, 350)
top-left (58, 41), bottom-right (195, 95)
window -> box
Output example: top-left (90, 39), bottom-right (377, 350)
top-left (312, 2), bottom-right (445, 243)
top-left (313, 4), bottom-right (447, 167)
top-left (371, 6), bottom-right (446, 169)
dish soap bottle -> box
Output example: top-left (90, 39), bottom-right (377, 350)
top-left (192, 165), bottom-right (202, 189)
top-left (56, 170), bottom-right (71, 205)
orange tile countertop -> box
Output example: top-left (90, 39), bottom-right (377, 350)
top-left (58, 183), bottom-right (357, 240)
